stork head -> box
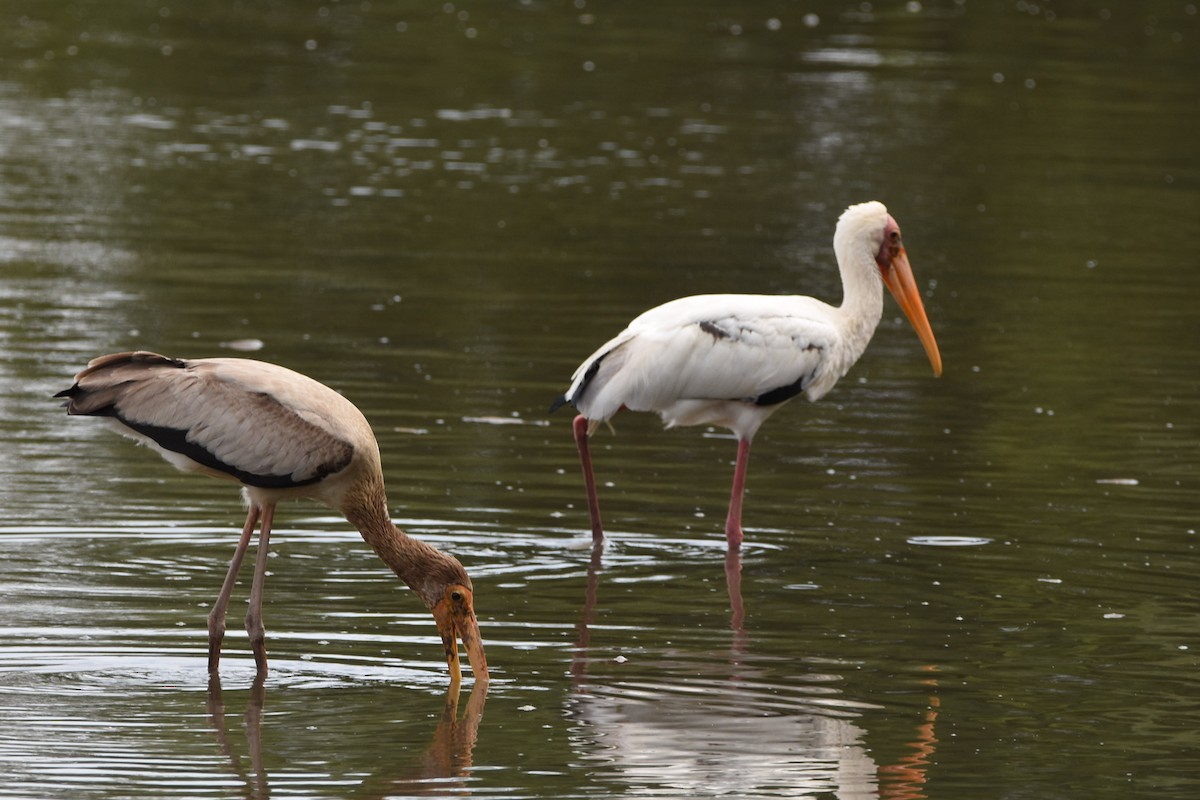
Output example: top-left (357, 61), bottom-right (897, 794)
top-left (838, 201), bottom-right (943, 377)
top-left (414, 552), bottom-right (489, 686)
top-left (430, 580), bottom-right (489, 686)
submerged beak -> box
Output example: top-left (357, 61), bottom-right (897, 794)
top-left (881, 246), bottom-right (943, 377)
top-left (432, 587), bottom-right (490, 686)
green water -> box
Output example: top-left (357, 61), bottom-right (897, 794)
top-left (2, 1), bottom-right (1198, 798)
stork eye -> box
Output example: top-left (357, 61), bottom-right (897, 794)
top-left (451, 589), bottom-right (465, 603)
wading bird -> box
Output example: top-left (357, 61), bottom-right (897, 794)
top-left (56, 351), bottom-right (488, 682)
top-left (551, 201), bottom-right (942, 548)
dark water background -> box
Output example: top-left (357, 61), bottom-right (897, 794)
top-left (2, 1), bottom-right (1198, 798)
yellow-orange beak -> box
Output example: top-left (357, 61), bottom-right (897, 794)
top-left (432, 585), bottom-right (489, 686)
top-left (882, 246), bottom-right (943, 377)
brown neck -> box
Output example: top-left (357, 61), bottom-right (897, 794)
top-left (341, 475), bottom-right (446, 607)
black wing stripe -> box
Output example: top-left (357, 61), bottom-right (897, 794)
top-left (753, 375), bottom-right (810, 406)
top-left (549, 353), bottom-right (605, 414)
top-left (117, 412), bottom-right (334, 490)
top-left (752, 342), bottom-right (824, 406)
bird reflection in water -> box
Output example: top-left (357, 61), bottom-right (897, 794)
top-left (569, 540), bottom-right (607, 683)
top-left (567, 541), bottom-right (939, 798)
top-left (877, 667), bottom-right (941, 800)
top-left (566, 542), bottom-right (876, 795)
top-left (206, 674), bottom-right (268, 799)
top-left (206, 676), bottom-right (487, 799)
top-left (364, 683), bottom-right (488, 799)
top-left (724, 546), bottom-right (748, 655)
top-left (572, 541), bottom-right (747, 684)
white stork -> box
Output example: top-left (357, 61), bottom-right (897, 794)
top-left (56, 351), bottom-right (488, 682)
top-left (551, 201), bottom-right (942, 548)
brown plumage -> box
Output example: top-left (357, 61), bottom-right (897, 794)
top-left (56, 351), bottom-right (488, 682)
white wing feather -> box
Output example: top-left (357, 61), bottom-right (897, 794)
top-left (569, 294), bottom-right (844, 422)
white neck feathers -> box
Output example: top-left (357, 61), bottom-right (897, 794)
top-left (830, 201), bottom-right (890, 374)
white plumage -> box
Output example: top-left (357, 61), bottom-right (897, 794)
top-left (564, 294), bottom-right (838, 436)
top-left (552, 201), bottom-right (942, 548)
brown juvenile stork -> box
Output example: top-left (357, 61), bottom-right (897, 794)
top-left (56, 351), bottom-right (488, 683)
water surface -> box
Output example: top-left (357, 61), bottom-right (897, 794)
top-left (2, 1), bottom-right (1198, 798)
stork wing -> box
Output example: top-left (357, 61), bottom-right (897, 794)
top-left (57, 351), bottom-right (355, 489)
top-left (565, 295), bottom-right (842, 421)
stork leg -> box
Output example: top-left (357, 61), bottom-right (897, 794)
top-left (724, 437), bottom-right (752, 549)
top-left (245, 503), bottom-right (276, 675)
top-left (572, 414), bottom-right (605, 542)
top-left (208, 505), bottom-right (261, 673)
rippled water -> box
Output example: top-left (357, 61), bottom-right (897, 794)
top-left (2, 1), bottom-right (1199, 798)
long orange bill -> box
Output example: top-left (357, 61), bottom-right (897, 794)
top-left (457, 610), bottom-right (489, 685)
top-left (882, 246), bottom-right (943, 377)
top-left (433, 593), bottom-right (490, 686)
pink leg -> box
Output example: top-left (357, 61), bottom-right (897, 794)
top-left (724, 437), bottom-right (752, 549)
top-left (245, 503), bottom-right (276, 675)
top-left (208, 505), bottom-right (260, 673)
top-left (573, 414), bottom-right (604, 542)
